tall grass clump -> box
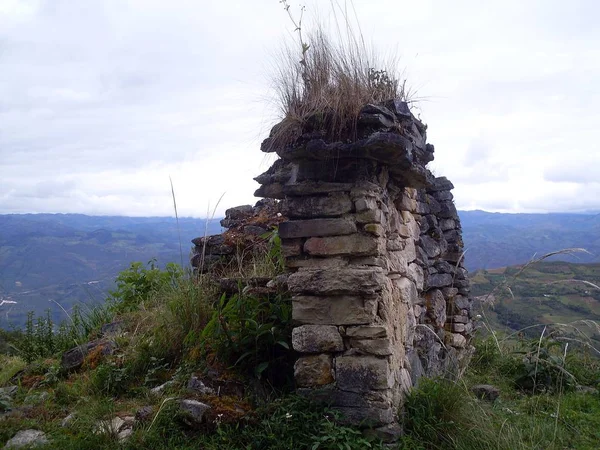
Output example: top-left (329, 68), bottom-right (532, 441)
top-left (268, 1), bottom-right (409, 150)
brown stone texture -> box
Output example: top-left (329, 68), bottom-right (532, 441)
top-left (245, 99), bottom-right (473, 436)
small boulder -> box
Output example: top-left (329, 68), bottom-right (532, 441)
top-left (61, 339), bottom-right (116, 371)
top-left (4, 430), bottom-right (49, 449)
top-left (179, 399), bottom-right (211, 426)
top-left (187, 376), bottom-right (215, 396)
top-left (471, 384), bottom-right (500, 402)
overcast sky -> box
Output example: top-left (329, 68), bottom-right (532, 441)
top-left (1, 0), bottom-right (599, 217)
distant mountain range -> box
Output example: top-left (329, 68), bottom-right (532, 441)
top-left (0, 210), bottom-right (598, 328)
top-left (460, 211), bottom-right (600, 271)
top-left (0, 214), bottom-right (221, 328)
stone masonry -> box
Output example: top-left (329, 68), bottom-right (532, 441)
top-left (253, 100), bottom-right (473, 435)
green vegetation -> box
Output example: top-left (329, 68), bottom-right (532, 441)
top-left (471, 261), bottom-right (600, 342)
top-left (0, 236), bottom-right (598, 448)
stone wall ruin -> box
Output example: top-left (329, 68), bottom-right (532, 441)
top-left (192, 100), bottom-right (473, 438)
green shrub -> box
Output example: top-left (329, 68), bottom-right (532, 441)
top-left (201, 291), bottom-right (293, 384)
top-left (109, 260), bottom-right (183, 313)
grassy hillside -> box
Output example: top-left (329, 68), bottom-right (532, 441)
top-left (471, 261), bottom-right (600, 343)
top-left (0, 241), bottom-right (598, 449)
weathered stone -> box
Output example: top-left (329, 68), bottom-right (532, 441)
top-left (350, 338), bottom-right (393, 356)
top-left (345, 326), bottom-right (388, 339)
top-left (399, 368), bottom-right (412, 393)
top-left (363, 223), bottom-right (385, 237)
top-left (288, 268), bottom-right (387, 296)
top-left (4, 430), bottom-right (49, 449)
top-left (286, 257), bottom-right (348, 269)
top-left (388, 251), bottom-right (408, 275)
top-left (335, 406), bottom-right (395, 426)
top-left (442, 287), bottom-right (459, 298)
top-left (355, 209), bottom-right (383, 224)
top-left (449, 333), bottom-right (467, 348)
top-left (283, 193), bottom-right (352, 218)
top-left (294, 354), bottom-right (334, 387)
top-left (432, 190), bottom-right (453, 202)
top-left (393, 277), bottom-right (418, 305)
top-left (428, 177), bottom-right (454, 192)
top-left (435, 260), bottom-right (455, 274)
top-left (293, 295), bottom-right (377, 325)
top-left (420, 235), bottom-right (442, 258)
top-left (471, 384), bottom-right (500, 402)
top-left (281, 238), bottom-right (303, 257)
top-left (452, 323), bottom-right (466, 333)
top-left (150, 380), bottom-right (175, 396)
top-left (61, 339), bottom-right (116, 372)
top-left (336, 356), bottom-right (393, 392)
top-left (279, 219), bottom-right (356, 239)
top-left (292, 325), bottom-right (344, 353)
top-left (386, 235), bottom-right (405, 251)
top-left (298, 386), bottom-right (392, 409)
top-left (366, 423), bottom-right (404, 444)
top-left (426, 290), bottom-right (446, 328)
top-left (438, 218), bottom-right (456, 231)
top-left (283, 181), bottom-right (353, 196)
top-left (406, 263), bottom-right (424, 291)
top-left (355, 196), bottom-right (378, 212)
top-left (438, 201), bottom-right (458, 219)
top-left (351, 256), bottom-right (386, 267)
top-left (448, 315), bottom-right (469, 324)
top-left (179, 399), bottom-right (211, 425)
top-left (427, 273), bottom-right (453, 289)
top-left (304, 234), bottom-right (380, 256)
top-left (187, 376), bottom-right (216, 395)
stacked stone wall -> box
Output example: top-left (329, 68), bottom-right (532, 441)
top-left (190, 99), bottom-right (473, 438)
top-left (253, 100), bottom-right (473, 436)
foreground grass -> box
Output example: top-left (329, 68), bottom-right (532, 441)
top-left (0, 258), bottom-right (599, 449)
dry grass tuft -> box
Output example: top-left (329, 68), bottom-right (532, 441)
top-left (268, 2), bottom-right (410, 150)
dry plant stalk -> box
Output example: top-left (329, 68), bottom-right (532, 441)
top-left (269, 1), bottom-right (409, 150)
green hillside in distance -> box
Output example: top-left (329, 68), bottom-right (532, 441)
top-left (0, 214), bottom-right (222, 328)
top-left (470, 261), bottom-right (600, 342)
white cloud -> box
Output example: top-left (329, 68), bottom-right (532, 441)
top-left (1, 0), bottom-right (599, 216)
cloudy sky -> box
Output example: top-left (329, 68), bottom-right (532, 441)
top-left (1, 0), bottom-right (599, 217)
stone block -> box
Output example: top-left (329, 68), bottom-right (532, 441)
top-left (334, 406), bottom-right (395, 426)
top-left (336, 355), bottom-right (393, 392)
top-left (438, 218), bottom-right (456, 231)
top-left (297, 386), bottom-right (392, 409)
top-left (355, 209), bottom-right (383, 224)
top-left (286, 256), bottom-right (348, 269)
top-left (345, 326), bottom-right (388, 339)
top-left (354, 197), bottom-right (378, 212)
top-left (350, 338), bottom-right (393, 356)
top-left (293, 295), bottom-right (377, 325)
top-left (392, 277), bottom-right (418, 305)
top-left (292, 325), bottom-right (344, 353)
top-left (426, 289), bottom-right (446, 328)
top-left (363, 223), bottom-right (384, 237)
top-left (283, 193), bottom-right (353, 218)
top-left (449, 333), bottom-right (467, 348)
top-left (427, 273), bottom-right (453, 289)
top-left (388, 251), bottom-right (408, 275)
top-left (283, 181), bottom-right (353, 196)
top-left (406, 263), bottom-right (424, 291)
top-left (288, 268), bottom-right (387, 296)
top-left (294, 354), bottom-right (334, 387)
top-left (304, 234), bottom-right (380, 256)
top-left (279, 219), bottom-right (356, 239)
top-left (281, 239), bottom-right (303, 257)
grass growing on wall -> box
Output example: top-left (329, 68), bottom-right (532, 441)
top-left (267, 1), bottom-right (410, 150)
